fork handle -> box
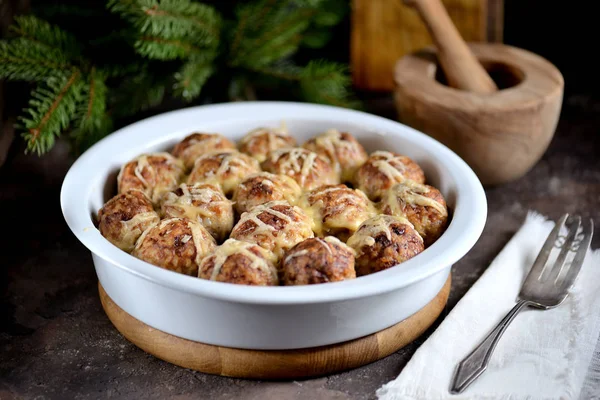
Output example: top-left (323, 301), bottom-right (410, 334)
top-left (450, 300), bottom-right (531, 394)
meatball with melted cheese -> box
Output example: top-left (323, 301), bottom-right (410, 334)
top-left (302, 129), bottom-right (368, 183)
top-left (198, 238), bottom-right (279, 286)
top-left (131, 217), bottom-right (216, 276)
top-left (117, 152), bottom-right (185, 204)
top-left (261, 148), bottom-right (339, 192)
top-left (171, 132), bottom-right (236, 170)
top-left (229, 200), bottom-right (314, 262)
top-left (380, 180), bottom-right (448, 247)
top-left (232, 172), bottom-right (302, 215)
top-left (238, 126), bottom-right (296, 163)
top-left (97, 191), bottom-right (160, 252)
top-left (159, 183), bottom-right (234, 243)
top-left (281, 236), bottom-right (356, 285)
top-left (346, 214), bottom-right (424, 276)
top-left (354, 151), bottom-right (425, 201)
top-left (187, 150), bottom-right (261, 197)
top-left (298, 184), bottom-right (377, 242)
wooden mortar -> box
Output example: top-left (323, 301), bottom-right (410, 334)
top-left (394, 0), bottom-right (564, 185)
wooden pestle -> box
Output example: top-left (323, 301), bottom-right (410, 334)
top-left (403, 0), bottom-right (498, 93)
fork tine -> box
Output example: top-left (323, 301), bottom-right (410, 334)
top-left (560, 218), bottom-right (594, 291)
top-left (524, 213), bottom-right (569, 281)
top-left (547, 215), bottom-right (582, 284)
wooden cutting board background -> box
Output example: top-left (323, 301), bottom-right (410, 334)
top-left (351, 0), bottom-right (504, 91)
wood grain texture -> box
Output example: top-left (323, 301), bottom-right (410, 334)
top-left (394, 43), bottom-right (564, 185)
top-left (98, 275), bottom-right (451, 379)
top-left (404, 0), bottom-right (497, 93)
top-left (351, 0), bottom-right (502, 91)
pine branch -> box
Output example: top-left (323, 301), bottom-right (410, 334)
top-left (108, 0), bottom-right (221, 44)
top-left (299, 60), bottom-right (360, 108)
top-left (173, 57), bottom-right (215, 101)
top-left (9, 15), bottom-right (81, 60)
top-left (0, 39), bottom-right (72, 81)
top-left (110, 67), bottom-right (167, 117)
top-left (19, 69), bottom-right (85, 155)
top-left (72, 68), bottom-right (113, 151)
top-left (135, 35), bottom-right (201, 60)
top-left (229, 0), bottom-right (319, 68)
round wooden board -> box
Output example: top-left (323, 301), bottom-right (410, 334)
top-left (99, 275), bottom-right (451, 380)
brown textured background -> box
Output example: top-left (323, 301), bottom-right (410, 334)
top-left (2, 1), bottom-right (600, 399)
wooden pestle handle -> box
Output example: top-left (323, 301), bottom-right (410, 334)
top-left (404, 0), bottom-right (498, 93)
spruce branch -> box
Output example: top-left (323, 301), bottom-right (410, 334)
top-left (110, 67), bottom-right (167, 117)
top-left (9, 15), bottom-right (81, 60)
top-left (299, 60), bottom-right (360, 108)
top-left (0, 39), bottom-right (72, 81)
top-left (72, 68), bottom-right (112, 151)
top-left (108, 0), bottom-right (221, 44)
top-left (135, 36), bottom-right (201, 60)
top-left (19, 69), bottom-right (85, 155)
top-left (173, 57), bottom-right (215, 101)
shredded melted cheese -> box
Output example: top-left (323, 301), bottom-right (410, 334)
top-left (385, 181), bottom-right (448, 217)
top-left (206, 238), bottom-right (277, 283)
top-left (347, 214), bottom-right (417, 253)
top-left (370, 151), bottom-right (409, 182)
top-left (118, 211), bottom-right (160, 252)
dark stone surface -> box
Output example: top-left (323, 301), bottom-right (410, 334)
top-left (1, 94), bottom-right (599, 400)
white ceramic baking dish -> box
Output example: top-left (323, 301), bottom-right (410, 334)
top-left (61, 101), bottom-right (487, 350)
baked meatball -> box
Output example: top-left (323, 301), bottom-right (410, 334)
top-left (97, 191), bottom-right (160, 252)
top-left (354, 151), bottom-right (425, 201)
top-left (346, 214), bottom-right (424, 276)
top-left (117, 152), bottom-right (185, 203)
top-left (281, 236), bottom-right (356, 285)
top-left (232, 172), bottom-right (302, 215)
top-left (171, 132), bottom-right (236, 170)
top-left (261, 148), bottom-right (339, 191)
top-left (380, 180), bottom-right (448, 247)
top-left (302, 129), bottom-right (368, 183)
top-left (230, 200), bottom-right (314, 261)
top-left (187, 150), bottom-right (261, 197)
top-left (198, 238), bottom-right (278, 286)
top-left (159, 183), bottom-right (234, 243)
top-left (297, 184), bottom-right (377, 242)
top-left (238, 126), bottom-right (297, 163)
top-left (131, 217), bottom-right (216, 276)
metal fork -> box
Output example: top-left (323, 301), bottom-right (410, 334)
top-left (450, 213), bottom-right (594, 394)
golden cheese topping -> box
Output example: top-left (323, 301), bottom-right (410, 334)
top-left (160, 183), bottom-right (234, 242)
top-left (370, 151), bottom-right (410, 182)
top-left (232, 172), bottom-right (303, 214)
top-left (134, 217), bottom-right (216, 266)
top-left (230, 200), bottom-right (315, 260)
top-left (203, 238), bottom-right (278, 282)
top-left (119, 211), bottom-right (160, 250)
top-left (384, 180), bottom-right (448, 217)
top-left (238, 123), bottom-right (296, 163)
top-left (187, 150), bottom-right (261, 195)
top-left (263, 147), bottom-right (338, 190)
top-left (346, 214), bottom-right (417, 251)
top-left (117, 152), bottom-right (185, 203)
top-left (298, 185), bottom-right (377, 237)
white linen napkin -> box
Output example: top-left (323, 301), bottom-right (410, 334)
top-left (376, 211), bottom-right (600, 400)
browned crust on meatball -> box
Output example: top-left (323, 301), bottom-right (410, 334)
top-left (281, 237), bottom-right (356, 285)
top-left (347, 215), bottom-right (424, 276)
top-left (238, 127), bottom-right (297, 163)
top-left (132, 218), bottom-right (216, 276)
top-left (232, 172), bottom-right (302, 215)
top-left (298, 184), bottom-right (377, 242)
top-left (160, 183), bottom-right (234, 243)
top-left (229, 201), bottom-right (314, 261)
top-left (117, 152), bottom-right (185, 204)
top-left (198, 239), bottom-right (278, 286)
top-left (354, 151), bottom-right (425, 201)
top-left (187, 150), bottom-right (261, 196)
top-left (302, 129), bottom-right (368, 183)
top-left (261, 148), bottom-right (340, 191)
top-left (98, 191), bottom-right (159, 252)
top-left (380, 181), bottom-right (448, 247)
top-left (171, 133), bottom-right (236, 170)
